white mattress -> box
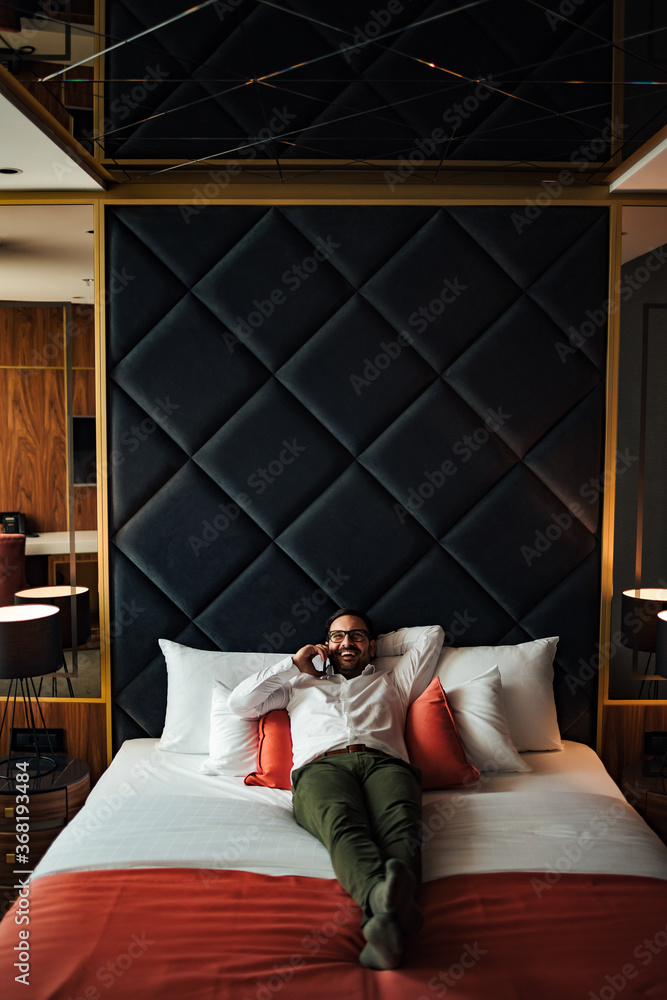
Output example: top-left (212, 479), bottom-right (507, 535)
top-left (33, 739), bottom-right (667, 883)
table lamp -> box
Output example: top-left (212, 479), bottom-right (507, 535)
top-left (620, 303), bottom-right (667, 696)
top-left (14, 585), bottom-right (91, 696)
top-left (657, 611), bottom-right (667, 679)
top-left (0, 604), bottom-right (62, 778)
top-left (621, 588), bottom-right (667, 694)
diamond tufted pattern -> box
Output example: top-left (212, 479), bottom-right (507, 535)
top-left (106, 204), bottom-right (608, 749)
top-left (103, 1), bottom-right (613, 164)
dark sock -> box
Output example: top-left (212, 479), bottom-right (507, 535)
top-left (368, 858), bottom-right (423, 935)
top-left (360, 913), bottom-right (404, 970)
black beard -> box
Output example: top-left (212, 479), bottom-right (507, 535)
top-left (330, 648), bottom-right (362, 672)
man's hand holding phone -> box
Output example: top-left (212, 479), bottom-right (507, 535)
top-left (292, 644), bottom-right (329, 677)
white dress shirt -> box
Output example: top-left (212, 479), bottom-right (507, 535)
top-left (227, 631), bottom-right (440, 770)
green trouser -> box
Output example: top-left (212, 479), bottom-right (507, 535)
top-left (291, 751), bottom-right (422, 922)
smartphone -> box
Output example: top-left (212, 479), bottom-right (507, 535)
top-left (312, 654), bottom-right (331, 674)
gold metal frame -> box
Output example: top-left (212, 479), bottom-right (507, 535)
top-left (4, 0), bottom-right (667, 772)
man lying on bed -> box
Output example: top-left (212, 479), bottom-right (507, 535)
top-left (228, 608), bottom-right (441, 971)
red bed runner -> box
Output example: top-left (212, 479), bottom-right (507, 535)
top-left (1, 868), bottom-right (666, 999)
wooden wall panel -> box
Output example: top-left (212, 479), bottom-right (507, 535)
top-left (73, 368), bottom-right (95, 415)
top-left (73, 486), bottom-right (97, 530)
top-left (0, 305), bottom-right (64, 367)
top-left (71, 304), bottom-right (95, 368)
top-left (600, 704), bottom-right (667, 785)
top-left (0, 701), bottom-right (107, 786)
top-left (0, 368), bottom-right (67, 531)
top-left (0, 304), bottom-right (96, 533)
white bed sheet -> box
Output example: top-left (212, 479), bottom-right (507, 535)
top-left (33, 739), bottom-right (667, 883)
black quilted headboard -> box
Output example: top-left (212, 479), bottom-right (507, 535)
top-left (106, 204), bottom-right (609, 750)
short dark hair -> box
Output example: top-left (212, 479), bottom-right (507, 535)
top-left (325, 607), bottom-right (375, 639)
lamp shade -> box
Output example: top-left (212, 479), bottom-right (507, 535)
top-left (621, 588), bottom-right (667, 653)
top-left (14, 585), bottom-right (91, 648)
top-left (0, 604), bottom-right (62, 679)
top-left (656, 611), bottom-right (667, 678)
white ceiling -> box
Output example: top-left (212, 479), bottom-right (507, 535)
top-left (0, 90), bottom-right (105, 191)
top-left (0, 16), bottom-right (104, 192)
top-left (608, 124), bottom-right (667, 195)
top-left (0, 204), bottom-right (94, 302)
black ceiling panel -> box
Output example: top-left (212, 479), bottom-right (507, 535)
top-left (100, 0), bottom-right (636, 169)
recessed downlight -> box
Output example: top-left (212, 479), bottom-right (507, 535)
top-left (0, 168), bottom-right (23, 175)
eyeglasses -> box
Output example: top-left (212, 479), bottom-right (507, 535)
top-left (327, 629), bottom-right (370, 643)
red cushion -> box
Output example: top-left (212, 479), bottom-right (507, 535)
top-left (405, 678), bottom-right (480, 789)
top-left (246, 680), bottom-right (479, 791)
top-left (245, 709), bottom-right (293, 788)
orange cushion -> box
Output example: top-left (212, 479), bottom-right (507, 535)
top-left (244, 709), bottom-right (293, 788)
top-left (405, 678), bottom-right (480, 789)
top-left (246, 680), bottom-right (479, 791)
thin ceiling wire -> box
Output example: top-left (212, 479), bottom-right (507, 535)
top-left (97, 15), bottom-right (664, 160)
top-left (3, 0), bottom-right (666, 174)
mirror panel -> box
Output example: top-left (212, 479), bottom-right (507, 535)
top-left (0, 204), bottom-right (99, 698)
top-left (608, 206), bottom-right (667, 699)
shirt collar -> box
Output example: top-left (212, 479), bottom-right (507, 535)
top-left (323, 662), bottom-right (375, 679)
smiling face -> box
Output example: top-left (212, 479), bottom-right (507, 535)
top-left (326, 613), bottom-right (376, 678)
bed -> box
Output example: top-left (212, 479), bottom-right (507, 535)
top-left (2, 631), bottom-right (667, 999)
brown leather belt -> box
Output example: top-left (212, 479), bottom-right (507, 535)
top-left (312, 744), bottom-right (391, 763)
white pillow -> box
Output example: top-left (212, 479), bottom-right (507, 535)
top-left (373, 625), bottom-right (445, 686)
top-left (375, 624), bottom-right (444, 658)
top-left (200, 678), bottom-right (259, 776)
top-left (156, 639), bottom-right (284, 754)
top-left (436, 637), bottom-right (561, 751)
top-left (445, 668), bottom-right (531, 773)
